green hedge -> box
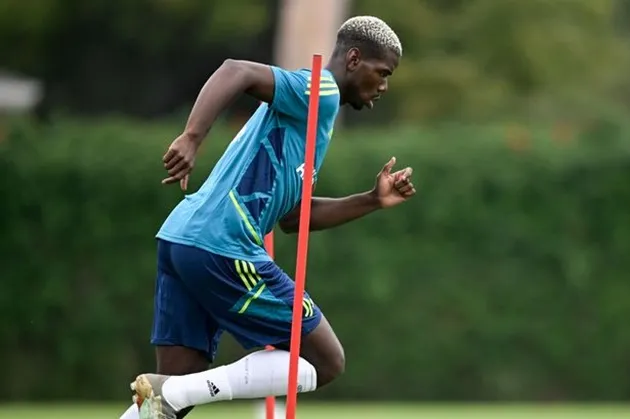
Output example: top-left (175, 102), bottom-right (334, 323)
top-left (2, 117), bottom-right (630, 402)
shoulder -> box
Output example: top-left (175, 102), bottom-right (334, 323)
top-left (269, 66), bottom-right (309, 88)
top-left (269, 66), bottom-right (340, 120)
top-left (315, 70), bottom-right (340, 120)
top-left (271, 67), bottom-right (339, 97)
top-left (302, 68), bottom-right (341, 116)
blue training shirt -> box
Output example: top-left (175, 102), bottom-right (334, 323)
top-left (156, 66), bottom-right (340, 262)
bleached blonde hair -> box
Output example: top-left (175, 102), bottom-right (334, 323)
top-left (335, 16), bottom-right (402, 57)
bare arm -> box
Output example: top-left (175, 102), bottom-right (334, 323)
top-left (162, 59), bottom-right (277, 186)
top-left (278, 192), bottom-right (382, 234)
top-left (184, 59), bottom-right (276, 145)
top-left (278, 158), bottom-right (417, 234)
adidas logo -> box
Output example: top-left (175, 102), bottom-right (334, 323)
top-left (206, 380), bottom-right (221, 397)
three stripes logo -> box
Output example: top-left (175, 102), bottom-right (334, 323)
top-left (234, 259), bottom-right (316, 319)
top-left (206, 381), bottom-right (221, 397)
top-left (234, 260), bottom-right (267, 315)
top-left (303, 297), bottom-right (315, 318)
top-left (305, 75), bottom-right (339, 97)
top-left (235, 260), bottom-right (262, 291)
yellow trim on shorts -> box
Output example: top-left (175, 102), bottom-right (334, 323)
top-left (238, 283), bottom-right (267, 314)
top-left (243, 261), bottom-right (261, 289)
top-left (235, 260), bottom-right (265, 314)
top-left (234, 260), bottom-right (251, 291)
top-left (234, 260), bottom-right (263, 291)
top-left (303, 297), bottom-right (314, 317)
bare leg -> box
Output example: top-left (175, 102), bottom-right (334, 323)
top-left (276, 314), bottom-right (345, 388)
top-left (132, 315), bottom-right (344, 419)
top-left (155, 345), bottom-right (209, 419)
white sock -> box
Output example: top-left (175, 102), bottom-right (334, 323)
top-left (162, 349), bottom-right (317, 411)
top-left (119, 403), bottom-right (139, 419)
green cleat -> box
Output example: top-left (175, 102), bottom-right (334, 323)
top-left (131, 374), bottom-right (178, 419)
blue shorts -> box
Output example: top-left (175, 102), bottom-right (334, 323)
top-left (150, 239), bottom-right (322, 361)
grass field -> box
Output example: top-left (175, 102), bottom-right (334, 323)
top-left (0, 403), bottom-right (629, 419)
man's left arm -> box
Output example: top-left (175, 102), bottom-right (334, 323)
top-left (279, 157), bottom-right (415, 234)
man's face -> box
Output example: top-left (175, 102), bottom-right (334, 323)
top-left (345, 48), bottom-right (399, 111)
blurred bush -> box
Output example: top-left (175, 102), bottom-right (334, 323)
top-left (2, 116), bottom-right (630, 401)
top-left (0, 0), bottom-right (276, 117)
top-left (349, 0), bottom-right (630, 125)
top-left (2, 0), bottom-right (630, 124)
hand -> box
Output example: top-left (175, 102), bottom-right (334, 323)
top-left (372, 157), bottom-right (416, 208)
top-left (162, 133), bottom-right (199, 191)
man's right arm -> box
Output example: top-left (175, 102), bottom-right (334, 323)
top-left (162, 61), bottom-right (319, 187)
top-left (183, 59), bottom-right (276, 145)
top-left (161, 60), bottom-right (277, 187)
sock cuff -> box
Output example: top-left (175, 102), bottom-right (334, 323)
top-left (297, 355), bottom-right (317, 393)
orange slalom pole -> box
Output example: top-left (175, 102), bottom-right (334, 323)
top-left (264, 232), bottom-right (276, 419)
top-left (285, 53), bottom-right (322, 419)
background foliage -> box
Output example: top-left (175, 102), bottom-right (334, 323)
top-left (2, 0), bottom-right (630, 406)
top-left (2, 0), bottom-right (630, 125)
top-left (2, 117), bottom-right (630, 401)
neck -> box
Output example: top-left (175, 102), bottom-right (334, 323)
top-left (325, 56), bottom-right (348, 105)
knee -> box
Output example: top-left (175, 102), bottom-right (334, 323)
top-left (316, 345), bottom-right (345, 387)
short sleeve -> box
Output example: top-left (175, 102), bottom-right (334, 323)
top-left (269, 66), bottom-right (339, 121)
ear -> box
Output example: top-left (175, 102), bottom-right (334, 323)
top-left (346, 47), bottom-right (361, 72)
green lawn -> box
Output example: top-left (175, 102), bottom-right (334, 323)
top-left (0, 403), bottom-right (629, 419)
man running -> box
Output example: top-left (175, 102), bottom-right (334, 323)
top-left (119, 15), bottom-right (413, 419)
